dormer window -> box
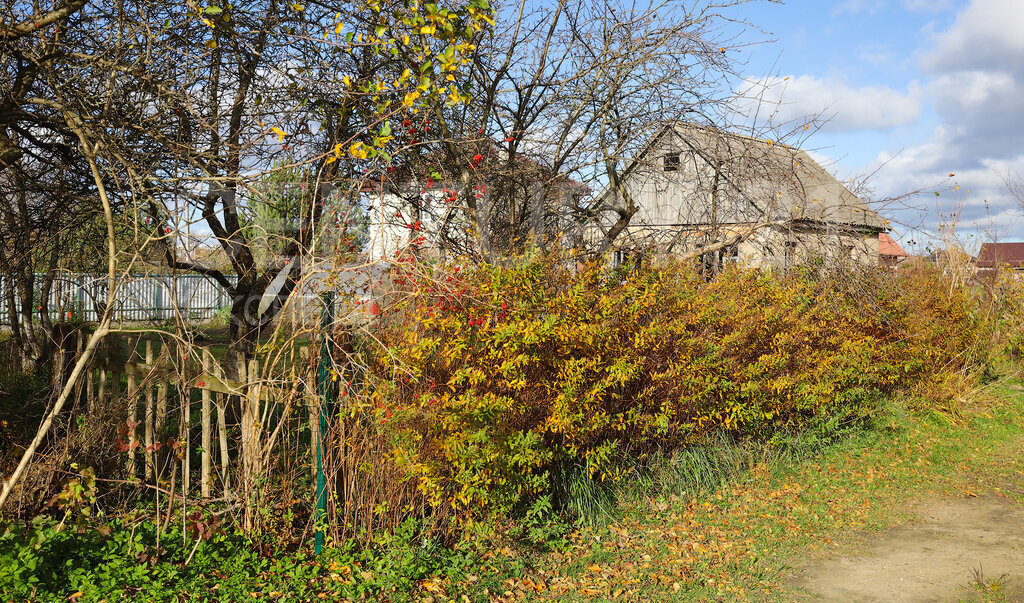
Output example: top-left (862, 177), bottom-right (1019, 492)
top-left (663, 153), bottom-right (680, 172)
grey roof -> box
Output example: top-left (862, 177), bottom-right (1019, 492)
top-left (602, 122), bottom-right (887, 231)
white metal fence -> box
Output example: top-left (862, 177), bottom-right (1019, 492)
top-left (0, 273), bottom-right (237, 324)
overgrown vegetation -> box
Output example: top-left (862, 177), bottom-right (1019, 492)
top-left (2, 253), bottom-right (1023, 600)
top-left (362, 256), bottom-right (991, 527)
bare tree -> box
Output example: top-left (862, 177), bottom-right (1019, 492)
top-left (0, 0), bottom-right (107, 372)
top-left (373, 0), bottom-right (771, 258)
top-left (0, 0), bottom-right (494, 514)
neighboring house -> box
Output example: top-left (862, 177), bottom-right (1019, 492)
top-left (879, 232), bottom-right (909, 267)
top-left (361, 181), bottom-right (475, 262)
top-left (588, 123), bottom-right (889, 270)
top-left (361, 144), bottom-right (586, 261)
top-left (975, 242), bottom-right (1024, 279)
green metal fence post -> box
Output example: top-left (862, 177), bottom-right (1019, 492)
top-left (314, 292), bottom-right (335, 556)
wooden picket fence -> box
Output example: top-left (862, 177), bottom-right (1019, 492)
top-left (61, 331), bottom-right (319, 501)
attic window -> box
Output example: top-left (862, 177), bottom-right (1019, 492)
top-left (663, 153), bottom-right (680, 172)
top-left (784, 240), bottom-right (798, 264)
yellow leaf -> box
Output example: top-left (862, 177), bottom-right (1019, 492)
top-left (349, 142), bottom-right (369, 159)
top-left (271, 127), bottom-right (288, 142)
top-left (343, 75), bottom-right (351, 86)
top-left (403, 90), bottom-right (421, 106)
top-left (420, 25), bottom-right (436, 35)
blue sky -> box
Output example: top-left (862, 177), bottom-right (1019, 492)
top-left (729, 0), bottom-right (1024, 252)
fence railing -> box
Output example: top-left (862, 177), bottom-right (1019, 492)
top-left (0, 273), bottom-right (237, 325)
top-left (59, 331), bottom-right (316, 502)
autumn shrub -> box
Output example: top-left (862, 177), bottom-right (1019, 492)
top-left (356, 254), bottom-right (988, 525)
top-left (990, 270), bottom-right (1024, 360)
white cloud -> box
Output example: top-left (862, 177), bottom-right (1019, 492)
top-left (866, 131), bottom-right (1024, 241)
top-left (920, 0), bottom-right (1024, 72)
top-left (735, 75), bottom-right (921, 133)
top-left (845, 0), bottom-right (1024, 239)
top-left (731, 0), bottom-right (1024, 238)
top-left (916, 0), bottom-right (1024, 162)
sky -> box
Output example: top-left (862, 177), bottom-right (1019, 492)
top-left (730, 0), bottom-right (1024, 252)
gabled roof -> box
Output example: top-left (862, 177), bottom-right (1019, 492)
top-left (597, 122), bottom-right (887, 231)
top-left (976, 242), bottom-right (1024, 268)
top-left (879, 232), bottom-right (908, 257)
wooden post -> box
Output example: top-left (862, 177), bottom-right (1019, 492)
top-left (72, 330), bottom-right (84, 407)
top-left (182, 378), bottom-right (191, 497)
top-left (215, 360), bottom-right (230, 498)
top-left (238, 355), bottom-right (257, 523)
top-left (156, 383), bottom-right (168, 471)
top-left (156, 383), bottom-right (168, 442)
top-left (201, 351), bottom-right (212, 499)
top-left (144, 339), bottom-right (155, 482)
top-left (110, 334), bottom-right (122, 400)
top-left (86, 367), bottom-right (95, 413)
top-left (302, 346), bottom-right (317, 486)
top-left (126, 369), bottom-right (138, 480)
top-left (97, 368), bottom-right (107, 409)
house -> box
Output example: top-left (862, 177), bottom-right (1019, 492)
top-left (587, 123), bottom-right (889, 270)
top-left (360, 143), bottom-right (586, 261)
top-left (975, 242), bottom-right (1024, 279)
top-left (879, 232), bottom-right (909, 267)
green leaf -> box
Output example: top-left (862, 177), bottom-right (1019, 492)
top-left (204, 6), bottom-right (222, 13)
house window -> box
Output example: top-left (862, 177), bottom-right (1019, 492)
top-left (698, 244), bottom-right (738, 274)
top-left (722, 244), bottom-right (739, 265)
top-left (784, 240), bottom-right (798, 264)
top-left (663, 153), bottom-right (680, 172)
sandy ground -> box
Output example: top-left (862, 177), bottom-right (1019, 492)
top-left (788, 495), bottom-right (1024, 602)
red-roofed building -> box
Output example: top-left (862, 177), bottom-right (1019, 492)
top-left (975, 242), bottom-right (1024, 280)
top-left (976, 242), bottom-right (1024, 269)
top-left (879, 232), bottom-right (908, 267)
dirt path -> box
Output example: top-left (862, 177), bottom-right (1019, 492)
top-left (789, 495), bottom-right (1024, 601)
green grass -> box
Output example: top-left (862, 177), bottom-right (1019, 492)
top-left (433, 375), bottom-right (1024, 602)
top-left (4, 375), bottom-right (1022, 602)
